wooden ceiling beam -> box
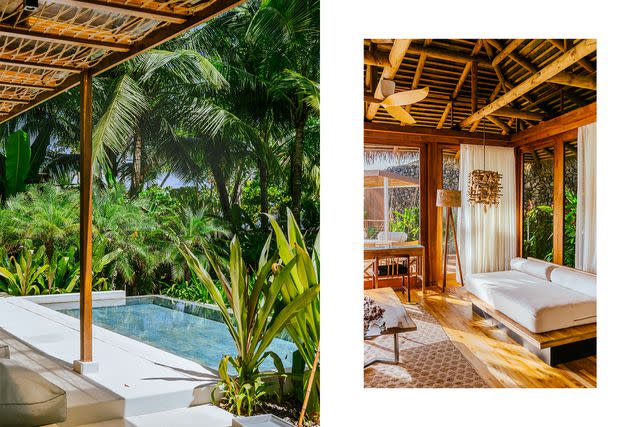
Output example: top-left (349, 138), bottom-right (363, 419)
top-left (366, 39), bottom-right (412, 121)
top-left (0, 81), bottom-right (55, 91)
top-left (436, 40), bottom-right (482, 129)
top-left (0, 0), bottom-right (244, 125)
top-left (459, 39), bottom-right (596, 128)
top-left (46, 0), bottom-right (188, 24)
top-left (491, 107), bottom-right (545, 121)
top-left (487, 115), bottom-right (511, 134)
top-left (548, 39), bottom-right (596, 74)
top-left (403, 40), bottom-right (430, 124)
top-left (0, 98), bottom-right (30, 104)
top-left (490, 39), bottom-right (596, 90)
top-left (0, 58), bottom-right (81, 74)
top-left (407, 45), bottom-right (491, 67)
top-left (492, 39), bottom-right (525, 66)
top-left (364, 50), bottom-right (391, 67)
top-left (0, 26), bottom-right (130, 52)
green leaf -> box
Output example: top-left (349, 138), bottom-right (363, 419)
top-left (5, 130), bottom-right (31, 195)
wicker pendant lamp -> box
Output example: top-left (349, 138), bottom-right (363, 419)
top-left (468, 121), bottom-right (502, 209)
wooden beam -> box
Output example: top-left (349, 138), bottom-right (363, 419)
top-left (553, 139), bottom-right (564, 265)
top-left (492, 39), bottom-right (525, 66)
top-left (487, 115), bottom-right (511, 134)
top-left (0, 58), bottom-right (82, 74)
top-left (47, 0), bottom-right (187, 24)
top-left (366, 39), bottom-right (412, 121)
top-left (0, 0), bottom-right (245, 125)
top-left (0, 98), bottom-right (29, 104)
top-left (0, 26), bottom-right (130, 52)
top-left (492, 39), bottom-right (596, 90)
top-left (437, 40), bottom-right (482, 129)
top-left (364, 121), bottom-right (510, 145)
top-left (471, 60), bottom-right (477, 113)
top-left (511, 103), bottom-right (596, 146)
top-left (548, 39), bottom-right (596, 74)
top-left (491, 107), bottom-right (545, 121)
top-left (364, 50), bottom-right (391, 67)
top-left (79, 70), bottom-right (93, 362)
top-left (407, 45), bottom-right (491, 67)
top-left (459, 40), bottom-right (596, 128)
top-left (0, 81), bottom-right (55, 91)
top-left (403, 40), bottom-right (430, 124)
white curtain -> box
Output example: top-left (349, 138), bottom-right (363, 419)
top-left (457, 145), bottom-right (516, 282)
top-left (576, 123), bottom-right (597, 273)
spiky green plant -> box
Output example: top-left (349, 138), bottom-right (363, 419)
top-left (180, 235), bottom-right (318, 416)
top-left (0, 246), bottom-right (48, 296)
top-left (268, 208), bottom-right (319, 419)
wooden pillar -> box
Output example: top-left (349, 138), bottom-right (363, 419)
top-left (419, 145), bottom-right (428, 290)
top-left (79, 70), bottom-right (93, 362)
top-left (426, 143), bottom-right (440, 286)
top-left (515, 148), bottom-right (523, 257)
top-left (470, 61), bottom-right (478, 114)
top-left (552, 140), bottom-right (564, 265)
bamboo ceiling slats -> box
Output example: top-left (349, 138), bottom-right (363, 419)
top-left (0, 0), bottom-right (242, 123)
top-left (364, 39), bottom-right (597, 135)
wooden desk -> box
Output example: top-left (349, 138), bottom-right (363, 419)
top-left (364, 288), bottom-right (417, 366)
top-left (363, 244), bottom-right (426, 301)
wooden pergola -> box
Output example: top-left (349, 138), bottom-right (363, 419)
top-left (364, 39), bottom-right (597, 288)
top-left (0, 0), bottom-right (244, 372)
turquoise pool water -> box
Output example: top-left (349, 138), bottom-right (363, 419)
top-left (59, 296), bottom-right (296, 371)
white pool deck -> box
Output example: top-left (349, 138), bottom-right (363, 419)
top-left (0, 296), bottom-right (234, 426)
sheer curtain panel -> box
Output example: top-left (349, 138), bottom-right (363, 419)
top-left (457, 145), bottom-right (516, 282)
top-left (576, 122), bottom-right (597, 273)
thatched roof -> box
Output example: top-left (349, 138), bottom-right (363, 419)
top-left (0, 0), bottom-right (243, 123)
top-left (364, 39), bottom-right (596, 135)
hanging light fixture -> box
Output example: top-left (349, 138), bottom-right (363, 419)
top-left (468, 121), bottom-right (502, 208)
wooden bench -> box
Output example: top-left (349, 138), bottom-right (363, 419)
top-left (467, 292), bottom-right (596, 366)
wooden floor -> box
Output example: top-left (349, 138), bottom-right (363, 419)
top-left (403, 284), bottom-right (596, 388)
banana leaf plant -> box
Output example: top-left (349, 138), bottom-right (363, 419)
top-left (0, 246), bottom-right (48, 296)
top-left (268, 208), bottom-right (320, 420)
top-left (41, 247), bottom-right (80, 294)
top-left (179, 235), bottom-right (319, 416)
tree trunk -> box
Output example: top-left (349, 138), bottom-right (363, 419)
top-left (131, 132), bottom-right (143, 195)
top-left (289, 111), bottom-right (307, 222)
top-left (257, 155), bottom-right (269, 230)
top-left (210, 160), bottom-right (233, 226)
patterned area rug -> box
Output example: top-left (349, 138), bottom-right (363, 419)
top-left (364, 303), bottom-right (488, 388)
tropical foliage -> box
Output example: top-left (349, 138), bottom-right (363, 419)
top-left (0, 0), bottom-right (320, 420)
top-left (180, 234), bottom-right (319, 416)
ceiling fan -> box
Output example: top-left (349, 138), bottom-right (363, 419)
top-left (374, 79), bottom-right (429, 124)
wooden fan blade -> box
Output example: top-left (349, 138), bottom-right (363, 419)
top-left (385, 105), bottom-right (416, 124)
top-left (380, 87), bottom-right (429, 107)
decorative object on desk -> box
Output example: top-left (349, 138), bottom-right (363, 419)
top-left (437, 189), bottom-right (463, 291)
top-left (364, 296), bottom-right (386, 336)
top-left (468, 122), bottom-right (502, 208)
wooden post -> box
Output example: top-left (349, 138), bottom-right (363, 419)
top-left (515, 148), bottom-right (523, 257)
top-left (553, 140), bottom-right (564, 265)
top-left (79, 70), bottom-right (93, 362)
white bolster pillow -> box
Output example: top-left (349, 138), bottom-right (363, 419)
top-left (515, 258), bottom-right (556, 281)
top-left (550, 267), bottom-right (597, 298)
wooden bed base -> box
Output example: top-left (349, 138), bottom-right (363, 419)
top-left (468, 293), bottom-right (596, 366)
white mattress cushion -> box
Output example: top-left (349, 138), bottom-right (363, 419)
top-left (466, 270), bottom-right (550, 307)
top-left (510, 257), bottom-right (527, 271)
top-left (550, 267), bottom-right (597, 298)
top-left (516, 258), bottom-right (556, 281)
top-left (490, 285), bottom-right (596, 333)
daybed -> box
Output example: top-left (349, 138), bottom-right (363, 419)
top-left (466, 258), bottom-right (596, 365)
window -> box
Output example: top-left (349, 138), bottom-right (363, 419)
top-left (564, 141), bottom-right (578, 268)
top-left (364, 145), bottom-right (420, 245)
top-left (442, 147), bottom-right (460, 276)
top-left (523, 146), bottom-right (554, 261)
